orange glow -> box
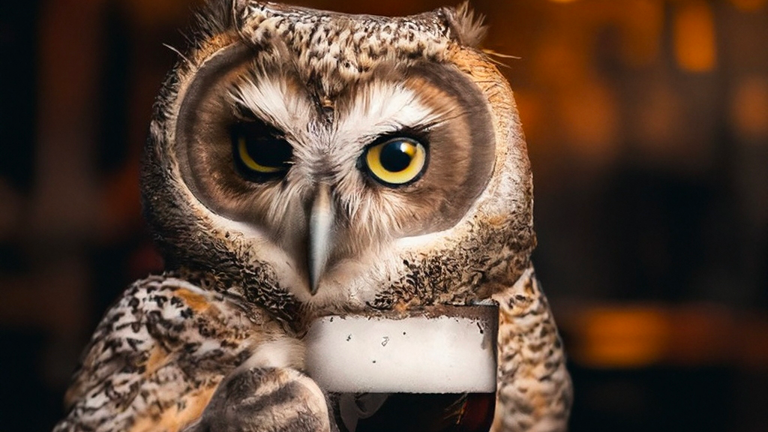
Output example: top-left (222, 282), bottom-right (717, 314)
top-left (572, 306), bottom-right (669, 368)
top-left (620, 0), bottom-right (664, 67)
top-left (673, 1), bottom-right (717, 72)
top-left (730, 77), bottom-right (768, 141)
top-left (559, 81), bottom-right (620, 166)
top-left (730, 0), bottom-right (768, 11)
top-left (565, 304), bottom-right (768, 371)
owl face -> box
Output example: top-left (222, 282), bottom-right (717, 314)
top-left (143, 1), bottom-right (534, 320)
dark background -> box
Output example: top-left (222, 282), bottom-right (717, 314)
top-left (1, 0), bottom-right (767, 431)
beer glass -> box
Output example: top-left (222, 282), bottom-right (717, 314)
top-left (305, 304), bottom-right (498, 432)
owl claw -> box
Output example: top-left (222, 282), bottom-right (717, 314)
top-left (186, 367), bottom-right (336, 432)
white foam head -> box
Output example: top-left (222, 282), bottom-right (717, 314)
top-left (304, 305), bottom-right (498, 393)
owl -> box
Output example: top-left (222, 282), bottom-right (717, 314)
top-left (54, 1), bottom-right (572, 432)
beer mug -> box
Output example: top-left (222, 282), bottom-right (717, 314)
top-left (305, 304), bottom-right (498, 432)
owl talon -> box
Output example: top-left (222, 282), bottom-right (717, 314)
top-left (187, 367), bottom-right (336, 432)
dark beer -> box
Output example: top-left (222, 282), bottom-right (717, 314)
top-left (334, 392), bottom-right (495, 432)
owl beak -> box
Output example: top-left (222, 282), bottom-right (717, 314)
top-left (308, 183), bottom-right (334, 295)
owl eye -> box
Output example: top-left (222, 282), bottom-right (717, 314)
top-left (363, 137), bottom-right (427, 186)
top-left (231, 121), bottom-right (293, 180)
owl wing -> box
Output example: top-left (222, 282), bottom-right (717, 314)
top-left (492, 268), bottom-right (573, 432)
top-left (54, 274), bottom-right (317, 432)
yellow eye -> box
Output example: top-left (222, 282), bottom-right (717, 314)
top-left (364, 137), bottom-right (427, 186)
top-left (232, 121), bottom-right (292, 180)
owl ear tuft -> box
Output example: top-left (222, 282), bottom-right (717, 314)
top-left (445, 2), bottom-right (488, 48)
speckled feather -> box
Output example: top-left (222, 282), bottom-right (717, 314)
top-left (54, 274), bottom-right (298, 431)
top-left (55, 1), bottom-right (571, 431)
top-left (492, 269), bottom-right (572, 432)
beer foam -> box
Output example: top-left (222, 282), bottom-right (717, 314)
top-left (304, 309), bottom-right (497, 393)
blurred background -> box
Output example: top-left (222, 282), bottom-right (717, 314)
top-left (1, 0), bottom-right (766, 430)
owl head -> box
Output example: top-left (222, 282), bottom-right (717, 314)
top-left (142, 0), bottom-right (535, 324)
